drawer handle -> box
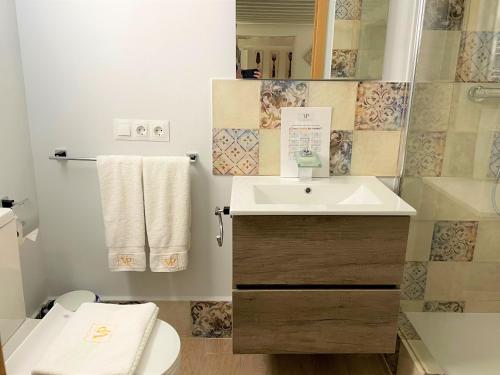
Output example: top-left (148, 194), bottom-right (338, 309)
top-left (214, 206), bottom-right (230, 247)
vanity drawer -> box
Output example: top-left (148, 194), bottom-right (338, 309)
top-left (233, 215), bottom-right (409, 287)
top-left (232, 289), bottom-right (400, 354)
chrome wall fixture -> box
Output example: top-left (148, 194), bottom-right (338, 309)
top-left (48, 149), bottom-right (199, 163)
top-left (468, 85), bottom-right (500, 102)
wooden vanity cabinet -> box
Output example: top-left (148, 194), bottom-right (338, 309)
top-left (232, 215), bottom-right (410, 354)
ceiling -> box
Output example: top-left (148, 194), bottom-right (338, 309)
top-left (236, 0), bottom-right (316, 24)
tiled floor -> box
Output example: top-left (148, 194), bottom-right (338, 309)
top-left (154, 301), bottom-right (391, 375)
top-left (180, 338), bottom-right (390, 375)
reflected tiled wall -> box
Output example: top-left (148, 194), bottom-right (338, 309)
top-left (212, 79), bottom-right (409, 177)
top-left (401, 0), bottom-right (500, 324)
top-left (332, 0), bottom-right (389, 79)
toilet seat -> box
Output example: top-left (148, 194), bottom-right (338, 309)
top-left (5, 304), bottom-right (181, 375)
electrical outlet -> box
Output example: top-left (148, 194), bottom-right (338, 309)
top-left (149, 121), bottom-right (170, 142)
top-left (132, 121), bottom-right (149, 139)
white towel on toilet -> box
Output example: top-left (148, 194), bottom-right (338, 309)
top-left (31, 302), bottom-right (159, 375)
top-left (143, 157), bottom-right (191, 272)
top-left (97, 155), bottom-right (146, 271)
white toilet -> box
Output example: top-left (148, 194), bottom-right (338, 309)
top-left (0, 208), bottom-right (181, 374)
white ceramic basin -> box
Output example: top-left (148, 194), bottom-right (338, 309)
top-left (230, 176), bottom-right (416, 215)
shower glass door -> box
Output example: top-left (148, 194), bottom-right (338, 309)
top-left (396, 0), bottom-right (500, 374)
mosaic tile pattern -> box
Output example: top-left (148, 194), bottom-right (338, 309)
top-left (423, 300), bottom-right (465, 312)
top-left (488, 131), bottom-right (500, 178)
top-left (456, 32), bottom-right (500, 82)
top-left (424, 0), bottom-right (465, 30)
top-left (260, 80), bottom-right (308, 129)
top-left (401, 261), bottom-right (428, 300)
top-left (430, 221), bottom-right (478, 261)
top-left (335, 0), bottom-right (362, 20)
top-left (398, 312), bottom-right (421, 340)
top-left (191, 301), bottom-right (232, 338)
top-left (212, 129), bottom-right (259, 175)
top-left (331, 49), bottom-right (358, 78)
top-left (410, 83), bottom-right (453, 131)
top-left (405, 132), bottom-right (447, 177)
top-left (330, 131), bottom-right (353, 176)
top-left (354, 82), bottom-right (409, 130)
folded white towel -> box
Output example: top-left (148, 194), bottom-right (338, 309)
top-left (32, 302), bottom-right (159, 375)
top-left (143, 157), bottom-right (191, 272)
top-left (97, 156), bottom-right (146, 271)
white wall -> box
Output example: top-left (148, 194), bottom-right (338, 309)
top-left (0, 0), bottom-right (48, 315)
top-left (237, 23), bottom-right (313, 79)
top-left (15, 0), bottom-right (236, 299)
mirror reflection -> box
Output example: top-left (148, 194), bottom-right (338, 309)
top-left (236, 0), bottom-right (390, 80)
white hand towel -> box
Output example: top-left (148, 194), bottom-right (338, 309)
top-left (97, 155), bottom-right (146, 271)
top-left (32, 302), bottom-right (159, 375)
top-left (143, 157), bottom-right (191, 272)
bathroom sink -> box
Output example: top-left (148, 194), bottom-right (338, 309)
top-left (230, 176), bottom-right (416, 215)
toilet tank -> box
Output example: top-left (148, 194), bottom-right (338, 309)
top-left (0, 208), bottom-right (26, 321)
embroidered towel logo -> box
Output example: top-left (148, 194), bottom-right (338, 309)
top-left (162, 254), bottom-right (178, 269)
top-left (117, 255), bottom-right (134, 267)
top-left (86, 324), bottom-right (113, 343)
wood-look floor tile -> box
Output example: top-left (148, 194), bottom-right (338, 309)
top-left (179, 338), bottom-right (390, 375)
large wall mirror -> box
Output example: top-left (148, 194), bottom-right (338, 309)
top-left (236, 0), bottom-right (393, 80)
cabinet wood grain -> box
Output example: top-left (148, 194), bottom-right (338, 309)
top-left (233, 289), bottom-right (400, 354)
top-left (233, 215), bottom-right (409, 287)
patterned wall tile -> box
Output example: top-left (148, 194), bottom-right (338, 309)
top-left (423, 300), bottom-right (465, 312)
top-left (191, 301), bottom-right (232, 338)
top-left (401, 261), bottom-right (428, 300)
top-left (488, 131), bottom-right (500, 178)
top-left (405, 132), bottom-right (447, 177)
top-left (410, 83), bottom-right (453, 131)
top-left (260, 80), bottom-right (308, 129)
top-left (213, 129), bottom-right (259, 175)
top-left (424, 0), bottom-right (465, 30)
top-left (456, 32), bottom-right (500, 82)
top-left (331, 49), bottom-right (358, 78)
top-left (398, 312), bottom-right (421, 340)
top-left (330, 131), bottom-right (353, 175)
top-left (430, 221), bottom-right (479, 261)
top-left (354, 82), bottom-right (409, 130)
top-left (335, 0), bottom-right (362, 20)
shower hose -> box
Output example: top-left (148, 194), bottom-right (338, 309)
top-left (492, 166), bottom-right (500, 216)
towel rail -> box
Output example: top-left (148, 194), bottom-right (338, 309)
top-left (468, 85), bottom-right (500, 102)
top-left (49, 149), bottom-right (199, 163)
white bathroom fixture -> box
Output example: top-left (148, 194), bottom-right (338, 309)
top-left (230, 176), bottom-right (416, 215)
top-left (0, 208), bottom-right (181, 375)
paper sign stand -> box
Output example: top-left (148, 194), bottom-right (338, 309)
top-left (280, 107), bottom-right (332, 178)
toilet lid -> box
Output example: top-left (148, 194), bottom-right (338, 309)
top-left (5, 304), bottom-right (181, 375)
